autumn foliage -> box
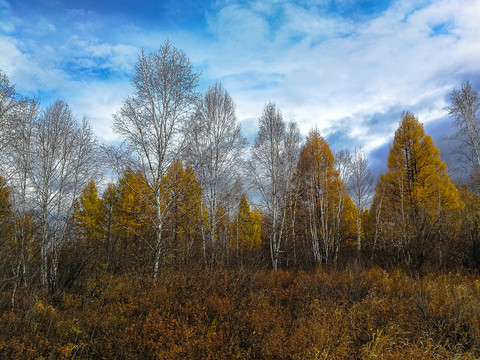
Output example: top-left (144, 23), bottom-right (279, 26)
top-left (3, 267), bottom-right (480, 359)
top-left (2, 61), bottom-right (480, 358)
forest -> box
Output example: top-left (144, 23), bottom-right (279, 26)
top-left (2, 40), bottom-right (480, 358)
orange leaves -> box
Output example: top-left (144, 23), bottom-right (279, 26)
top-left (3, 267), bottom-right (480, 358)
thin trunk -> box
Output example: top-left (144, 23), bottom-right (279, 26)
top-left (153, 191), bottom-right (163, 281)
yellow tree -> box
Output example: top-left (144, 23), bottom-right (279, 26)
top-left (115, 170), bottom-right (155, 273)
top-left (75, 180), bottom-right (104, 244)
top-left (373, 112), bottom-right (462, 269)
top-left (295, 130), bottom-right (356, 266)
top-left (232, 195), bottom-right (262, 265)
top-left (72, 180), bottom-right (107, 277)
top-left (101, 182), bottom-right (120, 269)
top-left (160, 160), bottom-right (203, 267)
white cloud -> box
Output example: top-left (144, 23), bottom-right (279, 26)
top-left (199, 0), bottom-right (480, 161)
top-left (68, 80), bottom-right (132, 143)
top-left (2, 0), bottom-right (480, 170)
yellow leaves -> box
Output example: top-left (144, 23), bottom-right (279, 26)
top-left (373, 112), bottom-right (462, 265)
top-left (233, 195), bottom-right (262, 250)
top-left (116, 169), bottom-right (154, 238)
top-left (382, 112), bottom-right (461, 217)
top-left (75, 180), bottom-right (104, 243)
top-left (161, 160), bottom-right (203, 262)
top-left (297, 130), bottom-right (336, 183)
top-left (161, 159), bottom-right (202, 225)
top-left (295, 129), bottom-right (357, 261)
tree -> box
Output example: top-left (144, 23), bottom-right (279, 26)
top-left (372, 112), bottom-right (462, 270)
top-left (31, 100), bottom-right (99, 288)
top-left (113, 41), bottom-right (200, 279)
top-left (295, 130), bottom-right (355, 266)
top-left (0, 177), bottom-right (14, 293)
top-left (349, 148), bottom-right (373, 252)
top-left (457, 186), bottom-right (480, 269)
top-left (183, 82), bottom-right (246, 265)
top-left (0, 71), bottom-right (36, 138)
top-left (250, 103), bottom-right (301, 269)
top-left (115, 169), bottom-right (155, 273)
top-left (75, 180), bottom-right (104, 245)
top-left (232, 195), bottom-right (262, 265)
top-left (448, 81), bottom-right (480, 190)
top-left (160, 160), bottom-right (203, 267)
top-left (101, 182), bottom-right (121, 269)
top-left (0, 71), bottom-right (39, 290)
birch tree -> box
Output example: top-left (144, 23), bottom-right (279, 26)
top-left (31, 100), bottom-right (99, 288)
top-left (0, 71), bottom-right (39, 293)
top-left (448, 81), bottom-right (480, 191)
top-left (250, 103), bottom-right (301, 269)
top-left (113, 41), bottom-right (200, 279)
top-left (349, 148), bottom-right (373, 252)
top-left (295, 131), bottom-right (355, 265)
top-left (183, 82), bottom-right (246, 265)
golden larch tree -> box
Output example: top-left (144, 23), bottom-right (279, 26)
top-left (295, 130), bottom-right (356, 265)
top-left (161, 160), bottom-right (203, 267)
top-left (372, 112), bottom-right (462, 269)
top-left (233, 195), bottom-right (262, 250)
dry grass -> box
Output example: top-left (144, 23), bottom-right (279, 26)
top-left (2, 266), bottom-right (480, 359)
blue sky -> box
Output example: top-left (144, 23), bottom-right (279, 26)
top-left (1, 0), bottom-right (480, 176)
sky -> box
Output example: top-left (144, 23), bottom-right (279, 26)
top-left (1, 0), bottom-right (480, 177)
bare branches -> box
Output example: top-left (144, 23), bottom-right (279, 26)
top-left (250, 103), bottom-right (301, 269)
top-left (31, 100), bottom-right (99, 288)
top-left (114, 41), bottom-right (201, 189)
top-left (448, 81), bottom-right (480, 190)
top-left (113, 41), bottom-right (201, 278)
top-left (183, 82), bottom-right (247, 265)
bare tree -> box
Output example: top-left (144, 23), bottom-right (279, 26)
top-left (0, 71), bottom-right (37, 159)
top-left (349, 148), bottom-right (373, 252)
top-left (250, 103), bottom-right (301, 269)
top-left (448, 81), bottom-right (480, 190)
top-left (335, 148), bottom-right (373, 252)
top-left (0, 71), bottom-right (39, 304)
top-left (183, 82), bottom-right (246, 265)
top-left (113, 41), bottom-right (200, 279)
top-left (0, 71), bottom-right (32, 123)
top-left (31, 100), bottom-right (99, 288)
top-left (4, 99), bottom-right (38, 293)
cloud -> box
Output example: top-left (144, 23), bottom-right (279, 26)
top-left (1, 0), bottom-right (480, 177)
top-left (200, 0), bottom-right (480, 168)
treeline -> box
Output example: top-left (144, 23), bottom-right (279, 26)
top-left (1, 40), bottom-right (480, 295)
